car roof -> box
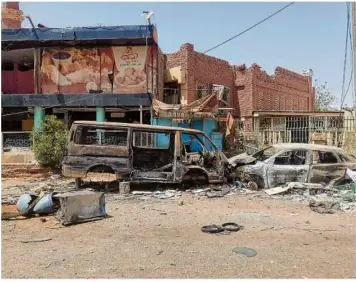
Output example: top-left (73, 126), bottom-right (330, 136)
top-left (72, 121), bottom-right (203, 134)
top-left (271, 143), bottom-right (344, 152)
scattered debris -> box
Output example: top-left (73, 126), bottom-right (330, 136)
top-left (309, 196), bottom-right (340, 214)
top-left (265, 186), bottom-right (291, 196)
top-left (153, 190), bottom-right (181, 199)
top-left (191, 188), bottom-right (205, 194)
top-left (246, 181), bottom-right (259, 190)
top-left (261, 226), bottom-right (275, 231)
top-left (235, 181), bottom-right (244, 189)
top-left (178, 200), bottom-right (184, 206)
top-left (20, 238), bottom-right (52, 243)
top-left (157, 250), bottom-right (164, 256)
top-left (131, 191), bottom-right (153, 195)
top-left (119, 182), bottom-right (131, 194)
top-left (233, 247), bottom-right (257, 257)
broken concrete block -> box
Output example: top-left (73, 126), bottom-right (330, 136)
top-left (119, 182), bottom-right (130, 194)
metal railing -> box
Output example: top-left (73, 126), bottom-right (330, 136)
top-left (251, 115), bottom-right (356, 156)
top-left (2, 131), bottom-right (32, 152)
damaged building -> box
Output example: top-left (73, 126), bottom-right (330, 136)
top-left (1, 2), bottom-right (164, 151)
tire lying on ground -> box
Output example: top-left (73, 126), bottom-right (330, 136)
top-left (222, 222), bottom-right (244, 232)
top-left (201, 225), bottom-right (224, 233)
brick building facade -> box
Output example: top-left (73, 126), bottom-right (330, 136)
top-left (164, 43), bottom-right (315, 132)
top-left (1, 2), bottom-right (23, 29)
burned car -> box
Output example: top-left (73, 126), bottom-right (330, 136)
top-left (229, 143), bottom-right (356, 189)
top-left (62, 121), bottom-right (229, 188)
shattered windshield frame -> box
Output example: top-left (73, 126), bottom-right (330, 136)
top-left (252, 146), bottom-right (279, 162)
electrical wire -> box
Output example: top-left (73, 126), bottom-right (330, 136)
top-left (203, 2), bottom-right (295, 54)
top-left (341, 2), bottom-right (353, 108)
top-left (340, 2), bottom-right (350, 108)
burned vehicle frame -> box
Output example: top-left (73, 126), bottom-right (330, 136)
top-left (229, 143), bottom-right (356, 189)
top-left (62, 121), bottom-right (229, 188)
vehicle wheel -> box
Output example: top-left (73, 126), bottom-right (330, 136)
top-left (75, 178), bottom-right (82, 189)
top-left (182, 172), bottom-right (208, 186)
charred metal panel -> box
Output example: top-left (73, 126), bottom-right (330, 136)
top-left (55, 191), bottom-right (106, 226)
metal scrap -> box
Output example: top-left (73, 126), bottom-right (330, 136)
top-left (55, 190), bottom-right (106, 226)
top-left (309, 196), bottom-right (340, 214)
top-left (20, 238), bottom-right (52, 243)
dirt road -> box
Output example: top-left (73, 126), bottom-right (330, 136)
top-left (2, 188), bottom-right (355, 278)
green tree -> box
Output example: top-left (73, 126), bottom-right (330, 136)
top-left (31, 115), bottom-right (68, 168)
top-left (315, 81), bottom-right (337, 111)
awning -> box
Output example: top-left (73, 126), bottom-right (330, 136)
top-left (2, 25), bottom-right (156, 51)
top-left (153, 93), bottom-right (218, 119)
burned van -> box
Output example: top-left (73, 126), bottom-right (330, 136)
top-left (62, 121), bottom-right (229, 188)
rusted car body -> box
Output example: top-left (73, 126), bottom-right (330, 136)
top-left (62, 121), bottom-right (229, 187)
top-left (229, 143), bottom-right (356, 189)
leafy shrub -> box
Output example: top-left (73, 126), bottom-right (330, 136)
top-left (31, 115), bottom-right (68, 168)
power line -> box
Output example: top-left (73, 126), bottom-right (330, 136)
top-left (340, 2), bottom-right (350, 108)
top-left (203, 2), bottom-right (295, 54)
top-left (341, 2), bottom-right (353, 108)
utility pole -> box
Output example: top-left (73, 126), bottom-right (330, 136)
top-left (352, 2), bottom-right (356, 107)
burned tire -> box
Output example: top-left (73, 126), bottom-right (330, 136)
top-left (222, 222), bottom-right (243, 232)
top-left (201, 225), bottom-right (224, 233)
top-left (75, 178), bottom-right (82, 189)
top-left (182, 171), bottom-right (208, 186)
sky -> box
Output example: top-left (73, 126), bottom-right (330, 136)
top-left (20, 1), bottom-right (355, 107)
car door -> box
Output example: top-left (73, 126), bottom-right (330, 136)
top-left (266, 149), bottom-right (310, 188)
top-left (309, 150), bottom-right (346, 184)
top-left (336, 152), bottom-right (356, 171)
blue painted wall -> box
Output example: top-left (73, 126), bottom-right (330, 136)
top-left (152, 117), bottom-right (222, 151)
top-left (152, 118), bottom-right (171, 148)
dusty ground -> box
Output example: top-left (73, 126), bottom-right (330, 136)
top-left (1, 175), bottom-right (356, 278)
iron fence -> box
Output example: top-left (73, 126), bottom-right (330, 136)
top-left (250, 115), bottom-right (356, 156)
top-left (2, 131), bottom-right (32, 152)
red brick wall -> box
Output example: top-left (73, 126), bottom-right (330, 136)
top-left (1, 2), bottom-right (23, 29)
top-left (165, 43), bottom-right (316, 131)
top-left (252, 65), bottom-right (314, 112)
top-left (165, 43), bottom-right (234, 105)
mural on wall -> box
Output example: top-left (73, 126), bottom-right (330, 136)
top-left (40, 46), bottom-right (154, 94)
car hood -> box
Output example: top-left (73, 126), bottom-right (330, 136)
top-left (228, 153), bottom-right (257, 167)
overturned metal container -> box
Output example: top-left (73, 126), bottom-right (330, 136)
top-left (16, 193), bottom-right (36, 214)
top-left (33, 192), bottom-right (57, 215)
top-left (54, 190), bottom-right (106, 226)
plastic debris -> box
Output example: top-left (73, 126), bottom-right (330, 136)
top-left (233, 247), bottom-right (257, 257)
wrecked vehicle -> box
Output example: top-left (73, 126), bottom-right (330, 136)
top-left (62, 121), bottom-right (229, 188)
top-left (228, 143), bottom-right (356, 189)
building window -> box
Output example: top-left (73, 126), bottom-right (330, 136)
top-left (163, 82), bottom-right (181, 104)
top-left (196, 86), bottom-right (203, 100)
